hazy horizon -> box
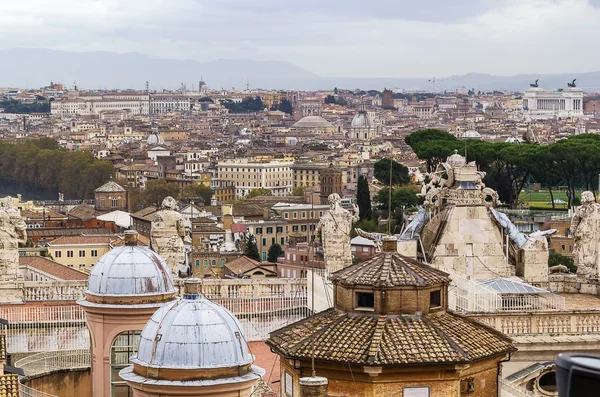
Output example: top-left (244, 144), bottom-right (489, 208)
top-left (2, 0), bottom-right (600, 79)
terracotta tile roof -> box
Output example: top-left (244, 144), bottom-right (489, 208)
top-left (230, 224), bottom-right (247, 233)
top-left (94, 181), bottom-right (126, 192)
top-left (131, 206), bottom-right (158, 220)
top-left (19, 256), bottom-right (88, 280)
top-left (225, 256), bottom-right (261, 275)
top-left (67, 203), bottom-right (97, 220)
top-left (329, 252), bottom-right (450, 288)
top-left (0, 334), bottom-right (5, 360)
top-left (232, 204), bottom-right (264, 217)
top-left (27, 228), bottom-right (116, 239)
top-left (21, 208), bottom-right (66, 220)
top-left (0, 373), bottom-right (18, 397)
top-left (47, 236), bottom-right (115, 246)
top-left (267, 309), bottom-right (514, 366)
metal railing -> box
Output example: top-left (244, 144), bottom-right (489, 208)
top-left (19, 384), bottom-right (60, 397)
top-left (499, 378), bottom-right (534, 397)
top-left (15, 349), bottom-right (90, 377)
top-left (16, 349), bottom-right (90, 397)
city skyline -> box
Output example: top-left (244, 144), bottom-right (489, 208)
top-left (2, 0), bottom-right (600, 78)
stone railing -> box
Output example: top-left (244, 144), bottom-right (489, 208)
top-left (21, 281), bottom-right (87, 301)
top-left (195, 278), bottom-right (307, 299)
top-left (469, 310), bottom-right (600, 336)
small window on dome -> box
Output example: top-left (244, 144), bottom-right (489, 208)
top-left (356, 292), bottom-right (374, 310)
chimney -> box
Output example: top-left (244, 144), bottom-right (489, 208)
top-left (124, 230), bottom-right (138, 246)
top-left (299, 376), bottom-right (328, 397)
top-left (381, 236), bottom-right (397, 253)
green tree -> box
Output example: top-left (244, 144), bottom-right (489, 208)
top-left (247, 188), bottom-right (272, 198)
top-left (405, 129), bottom-right (458, 173)
top-left (373, 158), bottom-right (410, 186)
top-left (548, 252), bottom-right (576, 273)
top-left (356, 175), bottom-right (372, 220)
top-left (183, 183), bottom-right (213, 205)
top-left (324, 95), bottom-right (336, 104)
top-left (221, 96), bottom-right (264, 113)
top-left (244, 235), bottom-right (261, 261)
top-left (267, 243), bottom-right (284, 263)
top-left (291, 186), bottom-right (306, 196)
top-left (142, 179), bottom-right (181, 207)
top-left (277, 99), bottom-right (293, 115)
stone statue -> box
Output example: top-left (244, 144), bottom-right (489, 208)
top-left (150, 197), bottom-right (187, 275)
top-left (317, 193), bottom-right (359, 273)
top-left (568, 79), bottom-right (577, 88)
top-left (571, 191), bottom-right (600, 277)
top-left (400, 207), bottom-right (427, 240)
top-left (0, 197), bottom-right (27, 279)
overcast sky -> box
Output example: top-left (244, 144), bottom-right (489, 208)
top-left (2, 0), bottom-right (600, 78)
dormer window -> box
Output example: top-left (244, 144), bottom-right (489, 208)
top-left (430, 290), bottom-right (441, 308)
top-left (356, 292), bottom-right (374, 310)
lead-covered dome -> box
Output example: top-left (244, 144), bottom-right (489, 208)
top-left (147, 132), bottom-right (165, 145)
top-left (292, 115), bottom-right (333, 129)
top-left (132, 294), bottom-right (253, 370)
top-left (351, 111), bottom-right (373, 128)
top-left (86, 245), bottom-right (175, 298)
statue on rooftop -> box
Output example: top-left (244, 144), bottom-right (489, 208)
top-left (571, 191), bottom-right (600, 277)
top-left (530, 79), bottom-right (539, 88)
top-left (568, 79), bottom-right (577, 88)
top-left (150, 196), bottom-right (188, 275)
top-left (0, 197), bottom-right (27, 279)
top-left (317, 193), bottom-right (359, 273)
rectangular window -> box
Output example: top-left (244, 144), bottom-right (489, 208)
top-left (79, 250), bottom-right (86, 257)
top-left (351, 246), bottom-right (356, 252)
top-left (430, 290), bottom-right (442, 308)
top-left (281, 237), bottom-right (285, 245)
top-left (204, 260), bottom-right (208, 266)
top-left (561, 244), bottom-right (566, 252)
top-left (292, 226), bottom-right (299, 232)
top-left (256, 227), bottom-right (263, 234)
top-left (67, 250), bottom-right (74, 258)
top-left (91, 250), bottom-right (98, 257)
top-left (284, 213), bottom-right (289, 219)
top-left (262, 252), bottom-right (267, 261)
top-left (54, 251), bottom-right (61, 258)
top-left (362, 247), bottom-right (370, 253)
top-left (262, 238), bottom-right (266, 246)
top-left (277, 226), bottom-right (283, 233)
top-left (293, 212), bottom-right (297, 219)
top-left (356, 292), bottom-right (375, 309)
top-left (266, 227), bottom-right (273, 234)
top-left (301, 211), bottom-right (306, 218)
top-left (195, 260), bottom-right (200, 267)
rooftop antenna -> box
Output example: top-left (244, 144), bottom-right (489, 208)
top-left (246, 77), bottom-right (249, 91)
top-left (145, 81), bottom-right (149, 92)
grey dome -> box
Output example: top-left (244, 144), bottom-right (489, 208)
top-left (132, 294), bottom-right (253, 369)
top-left (292, 115), bottom-right (333, 129)
top-left (446, 150), bottom-right (467, 166)
top-left (147, 132), bottom-right (165, 145)
top-left (461, 130), bottom-right (481, 139)
top-left (351, 111), bottom-right (373, 129)
top-left (87, 246), bottom-right (175, 297)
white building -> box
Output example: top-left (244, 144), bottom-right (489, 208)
top-left (523, 87), bottom-right (584, 119)
top-left (149, 95), bottom-right (192, 114)
top-left (51, 93), bottom-right (150, 116)
top-left (217, 159), bottom-right (294, 197)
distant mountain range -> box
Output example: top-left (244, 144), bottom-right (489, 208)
top-left (2, 48), bottom-right (600, 92)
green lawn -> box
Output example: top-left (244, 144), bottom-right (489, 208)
top-left (518, 190), bottom-right (579, 210)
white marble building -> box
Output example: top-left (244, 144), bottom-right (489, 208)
top-left (523, 87), bottom-right (584, 119)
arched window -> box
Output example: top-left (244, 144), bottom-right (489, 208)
top-left (111, 331), bottom-right (141, 397)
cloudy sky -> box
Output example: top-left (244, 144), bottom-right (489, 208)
top-left (1, 0), bottom-right (600, 78)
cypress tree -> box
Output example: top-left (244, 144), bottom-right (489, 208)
top-left (356, 175), bottom-right (372, 221)
top-left (244, 234), bottom-right (261, 262)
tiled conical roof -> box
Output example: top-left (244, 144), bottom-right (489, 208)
top-left (329, 252), bottom-right (450, 288)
